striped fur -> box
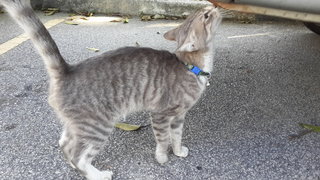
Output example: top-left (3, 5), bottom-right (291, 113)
top-left (1, 1), bottom-right (221, 179)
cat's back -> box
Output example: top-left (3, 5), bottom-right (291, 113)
top-left (60, 46), bottom-right (191, 92)
top-left (77, 46), bottom-right (179, 69)
top-left (65, 46), bottom-right (185, 82)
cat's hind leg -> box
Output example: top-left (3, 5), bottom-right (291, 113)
top-left (59, 123), bottom-right (113, 180)
top-left (73, 142), bottom-right (113, 180)
top-left (59, 128), bottom-right (76, 169)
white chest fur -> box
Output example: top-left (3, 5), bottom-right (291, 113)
top-left (199, 43), bottom-right (215, 88)
top-left (202, 43), bottom-right (215, 73)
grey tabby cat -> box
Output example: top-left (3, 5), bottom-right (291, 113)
top-left (0, 0), bottom-right (221, 179)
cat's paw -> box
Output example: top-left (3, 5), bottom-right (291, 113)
top-left (156, 153), bottom-right (169, 164)
top-left (87, 170), bottom-right (113, 180)
top-left (101, 170), bottom-right (113, 180)
top-left (173, 146), bottom-right (189, 158)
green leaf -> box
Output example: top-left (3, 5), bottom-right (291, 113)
top-left (299, 123), bottom-right (320, 132)
top-left (123, 17), bottom-right (129, 23)
top-left (115, 123), bottom-right (141, 131)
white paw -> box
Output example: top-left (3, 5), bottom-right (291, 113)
top-left (173, 146), bottom-right (189, 158)
top-left (101, 170), bottom-right (113, 180)
top-left (156, 153), bottom-right (169, 164)
top-left (87, 170), bottom-right (113, 180)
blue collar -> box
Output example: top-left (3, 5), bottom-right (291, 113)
top-left (185, 63), bottom-right (211, 78)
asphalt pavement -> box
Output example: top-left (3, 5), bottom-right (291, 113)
top-left (0, 12), bottom-right (320, 180)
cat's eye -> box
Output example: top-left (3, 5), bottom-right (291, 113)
top-left (204, 12), bottom-right (209, 19)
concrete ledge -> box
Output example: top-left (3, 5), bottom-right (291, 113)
top-left (24, 0), bottom-right (257, 21)
top-left (40, 0), bottom-right (210, 17)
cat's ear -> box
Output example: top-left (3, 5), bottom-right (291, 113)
top-left (164, 28), bottom-right (177, 41)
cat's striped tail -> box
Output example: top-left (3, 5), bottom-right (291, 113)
top-left (0, 0), bottom-right (68, 79)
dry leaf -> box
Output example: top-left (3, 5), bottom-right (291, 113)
top-left (115, 123), bottom-right (141, 131)
top-left (64, 20), bottom-right (79, 25)
top-left (75, 11), bottom-right (94, 17)
top-left (153, 14), bottom-right (165, 19)
top-left (66, 15), bottom-right (86, 21)
top-left (110, 18), bottom-right (123, 22)
top-left (47, 8), bottom-right (59, 11)
top-left (43, 8), bottom-right (59, 16)
top-left (141, 15), bottom-right (152, 21)
top-left (165, 16), bottom-right (179, 20)
top-left (86, 47), bottom-right (100, 52)
top-left (45, 11), bottom-right (56, 16)
top-left (80, 17), bottom-right (89, 20)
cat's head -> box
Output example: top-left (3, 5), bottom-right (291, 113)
top-left (164, 6), bottom-right (221, 52)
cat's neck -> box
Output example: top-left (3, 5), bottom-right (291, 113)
top-left (202, 43), bottom-right (215, 73)
top-left (175, 43), bottom-right (214, 73)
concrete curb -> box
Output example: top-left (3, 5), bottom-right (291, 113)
top-left (32, 0), bottom-right (256, 20)
top-left (40, 0), bottom-right (209, 17)
top-left (0, 0), bottom-right (258, 21)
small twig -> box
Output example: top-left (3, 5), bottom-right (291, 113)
top-left (140, 124), bottom-right (151, 129)
top-left (288, 130), bottom-right (313, 140)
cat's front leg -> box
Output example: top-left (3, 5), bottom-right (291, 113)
top-left (170, 116), bottom-right (189, 157)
